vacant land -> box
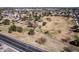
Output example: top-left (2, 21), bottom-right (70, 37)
top-left (0, 16), bottom-right (78, 51)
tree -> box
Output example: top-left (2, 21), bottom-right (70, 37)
top-left (2, 19), bottom-right (10, 25)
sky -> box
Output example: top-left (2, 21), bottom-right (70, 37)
top-left (0, 0), bottom-right (79, 7)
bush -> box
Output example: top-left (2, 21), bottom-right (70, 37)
top-left (63, 47), bottom-right (71, 52)
top-left (16, 27), bottom-right (23, 32)
top-left (35, 37), bottom-right (46, 44)
top-left (27, 21), bottom-right (33, 27)
top-left (58, 30), bottom-right (61, 33)
top-left (8, 24), bottom-right (23, 33)
top-left (42, 22), bottom-right (47, 26)
top-left (28, 15), bottom-right (33, 20)
top-left (34, 15), bottom-right (41, 21)
top-left (0, 30), bottom-right (2, 32)
top-left (8, 27), bottom-right (12, 33)
top-left (8, 24), bottom-right (16, 33)
top-left (0, 16), bottom-right (3, 21)
top-left (2, 19), bottom-right (10, 25)
top-left (46, 18), bottom-right (51, 21)
top-left (69, 36), bottom-right (79, 46)
top-left (11, 24), bottom-right (16, 31)
top-left (44, 31), bottom-right (49, 34)
top-left (21, 16), bottom-right (28, 21)
top-left (28, 29), bottom-right (35, 35)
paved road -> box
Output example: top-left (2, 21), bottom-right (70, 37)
top-left (0, 34), bottom-right (45, 52)
top-left (0, 40), bottom-right (19, 52)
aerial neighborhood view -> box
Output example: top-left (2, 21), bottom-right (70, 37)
top-left (0, 7), bottom-right (79, 52)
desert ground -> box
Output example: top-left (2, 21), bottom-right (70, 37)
top-left (0, 16), bottom-right (79, 52)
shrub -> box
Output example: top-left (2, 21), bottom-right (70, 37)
top-left (0, 16), bottom-right (3, 21)
top-left (2, 19), bottom-right (10, 25)
top-left (44, 31), bottom-right (49, 34)
top-left (63, 47), bottom-right (71, 52)
top-left (28, 15), bottom-right (33, 20)
top-left (8, 24), bottom-right (23, 33)
top-left (8, 27), bottom-right (12, 33)
top-left (27, 21), bottom-right (33, 27)
top-left (34, 15), bottom-right (41, 21)
top-left (16, 26), bottom-right (23, 32)
top-left (58, 30), bottom-right (61, 33)
top-left (11, 24), bottom-right (16, 31)
top-left (0, 30), bottom-right (2, 32)
top-left (69, 36), bottom-right (79, 46)
top-left (46, 18), bottom-right (51, 21)
top-left (8, 24), bottom-right (16, 33)
top-left (28, 29), bottom-right (35, 35)
top-left (42, 22), bottom-right (47, 26)
top-left (21, 16), bottom-right (28, 21)
top-left (35, 37), bottom-right (46, 44)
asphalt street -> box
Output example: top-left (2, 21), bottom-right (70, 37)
top-left (0, 34), bottom-right (45, 52)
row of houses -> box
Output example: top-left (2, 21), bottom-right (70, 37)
top-left (1, 8), bottom-right (79, 21)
